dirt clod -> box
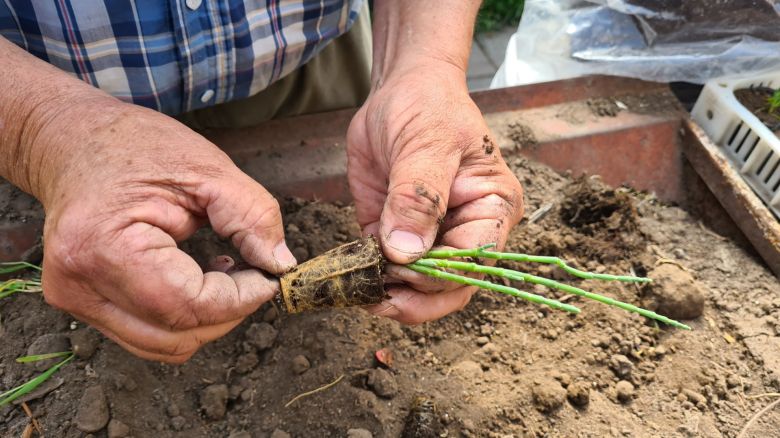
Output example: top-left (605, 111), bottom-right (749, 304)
top-left (615, 380), bottom-right (635, 403)
top-left (245, 322), bottom-right (278, 351)
top-left (681, 388), bottom-right (707, 407)
top-left (235, 352), bottom-right (259, 374)
top-left (532, 379), bottom-right (567, 412)
top-left (401, 397), bottom-right (441, 438)
top-left (366, 368), bottom-right (398, 399)
top-left (347, 428), bottom-right (374, 438)
top-left (107, 419), bottom-right (130, 438)
top-left (271, 429), bottom-right (291, 438)
top-left (507, 121), bottom-right (538, 147)
top-left (609, 354), bottom-right (634, 378)
top-left (69, 328), bottom-right (100, 360)
top-left (200, 384), bottom-right (229, 420)
top-left (291, 354), bottom-right (311, 374)
top-left (566, 381), bottom-right (591, 407)
top-left (75, 386), bottom-right (110, 433)
top-left (645, 264), bottom-right (705, 320)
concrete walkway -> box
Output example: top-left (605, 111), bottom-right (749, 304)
top-left (467, 26), bottom-right (515, 91)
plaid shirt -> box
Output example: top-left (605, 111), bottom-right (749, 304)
top-left (0, 0), bottom-right (363, 115)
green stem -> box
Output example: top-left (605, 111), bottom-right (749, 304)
top-left (415, 258), bottom-right (689, 330)
top-left (407, 263), bottom-right (580, 314)
top-left (424, 245), bottom-right (650, 283)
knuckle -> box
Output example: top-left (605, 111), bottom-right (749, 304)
top-left (387, 181), bottom-right (445, 224)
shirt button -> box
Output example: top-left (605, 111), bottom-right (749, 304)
top-left (186, 0), bottom-right (202, 10)
top-left (200, 89), bottom-right (215, 103)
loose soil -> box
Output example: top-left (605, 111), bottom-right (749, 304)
top-left (734, 87), bottom-right (780, 134)
top-left (2, 154), bottom-right (780, 437)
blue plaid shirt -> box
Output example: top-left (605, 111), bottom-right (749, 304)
top-left (0, 1), bottom-right (363, 115)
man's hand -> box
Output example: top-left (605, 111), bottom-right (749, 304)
top-left (347, 59), bottom-right (524, 324)
top-left (26, 102), bottom-right (296, 363)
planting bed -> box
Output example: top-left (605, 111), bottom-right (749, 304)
top-left (2, 149), bottom-right (780, 436)
top-left (734, 87), bottom-right (780, 134)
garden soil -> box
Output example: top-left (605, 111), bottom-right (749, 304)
top-left (1, 153), bottom-right (779, 437)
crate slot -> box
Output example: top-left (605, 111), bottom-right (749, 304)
top-left (728, 121), bottom-right (744, 146)
top-left (765, 158), bottom-right (780, 184)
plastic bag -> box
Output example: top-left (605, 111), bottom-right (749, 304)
top-left (491, 0), bottom-right (780, 87)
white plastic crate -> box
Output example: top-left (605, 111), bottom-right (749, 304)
top-left (692, 72), bottom-right (780, 219)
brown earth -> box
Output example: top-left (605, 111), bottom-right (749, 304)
top-left (1, 154), bottom-right (780, 437)
top-left (734, 87), bottom-right (780, 134)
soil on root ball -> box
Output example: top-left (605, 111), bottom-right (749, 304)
top-left (1, 154), bottom-right (779, 437)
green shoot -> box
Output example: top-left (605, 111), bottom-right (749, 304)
top-left (410, 245), bottom-right (690, 330)
top-left (0, 261), bottom-right (42, 275)
top-left (768, 89), bottom-right (780, 115)
top-left (15, 351), bottom-right (73, 364)
top-left (0, 352), bottom-right (74, 407)
top-left (0, 262), bottom-right (42, 299)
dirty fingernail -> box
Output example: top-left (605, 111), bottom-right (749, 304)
top-left (386, 230), bottom-right (425, 255)
top-left (273, 242), bottom-right (298, 270)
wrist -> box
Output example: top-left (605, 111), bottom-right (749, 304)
top-left (374, 57), bottom-right (469, 94)
top-left (16, 93), bottom-right (126, 206)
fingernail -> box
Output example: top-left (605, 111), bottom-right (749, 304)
top-left (386, 230), bottom-right (425, 255)
top-left (273, 242), bottom-right (297, 270)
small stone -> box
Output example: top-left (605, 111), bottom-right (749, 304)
top-left (511, 360), bottom-right (523, 375)
top-left (726, 374), bottom-right (741, 388)
top-left (609, 354), bottom-right (634, 378)
top-left (567, 381), bottom-right (590, 407)
top-left (475, 336), bottom-right (490, 346)
top-left (286, 223), bottom-right (300, 234)
top-left (270, 429), bottom-right (291, 438)
top-left (262, 306), bottom-right (279, 323)
top-left (652, 345), bottom-right (668, 358)
top-left (75, 386), bottom-right (110, 433)
top-left (554, 372), bottom-right (572, 387)
top-left (681, 388), bottom-right (707, 407)
top-left (347, 428), bottom-right (373, 438)
top-left (228, 432), bottom-right (252, 438)
top-left (27, 333), bottom-right (70, 371)
top-left (200, 384), bottom-right (229, 420)
top-left (245, 322), bottom-right (278, 351)
top-left (646, 264), bottom-right (705, 320)
top-left (291, 355), bottom-right (311, 375)
top-left (366, 368), bottom-right (398, 399)
top-left (462, 419), bottom-right (476, 431)
top-left (170, 416), bottom-right (187, 431)
top-left (107, 419), bottom-right (130, 438)
top-left (69, 328), bottom-right (101, 360)
top-left (480, 324), bottom-right (493, 336)
top-left (616, 380), bottom-right (635, 403)
top-left (235, 353), bottom-right (259, 374)
top-left (166, 404), bottom-right (180, 418)
top-left (532, 379), bottom-right (566, 412)
top-left (292, 246), bottom-right (309, 262)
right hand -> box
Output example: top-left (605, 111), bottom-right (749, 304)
top-left (33, 100), bottom-right (295, 363)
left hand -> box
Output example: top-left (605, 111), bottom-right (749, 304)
top-left (347, 61), bottom-right (524, 324)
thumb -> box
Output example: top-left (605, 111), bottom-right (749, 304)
top-left (201, 172), bottom-right (296, 275)
top-left (379, 150), bottom-right (460, 264)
